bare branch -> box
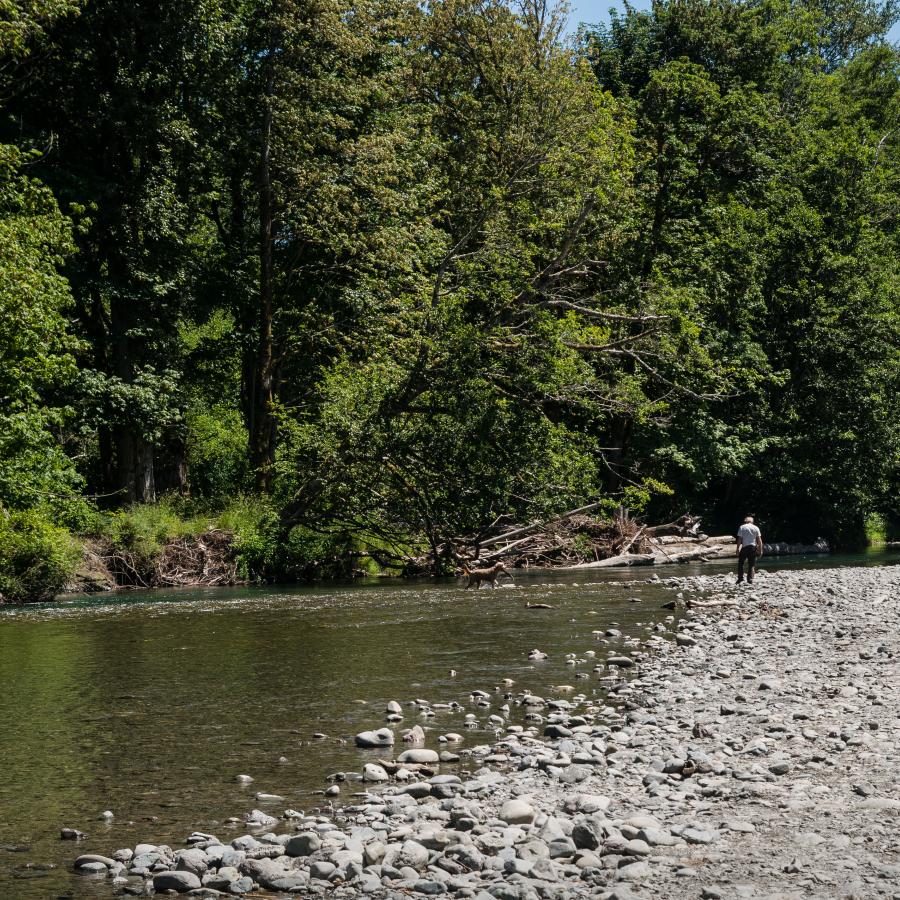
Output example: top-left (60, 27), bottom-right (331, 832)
top-left (544, 299), bottom-right (670, 322)
top-left (608, 348), bottom-right (736, 401)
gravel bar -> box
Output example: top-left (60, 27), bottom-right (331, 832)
top-left (76, 563), bottom-right (900, 899)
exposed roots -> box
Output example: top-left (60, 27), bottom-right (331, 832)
top-left (96, 529), bottom-right (240, 589)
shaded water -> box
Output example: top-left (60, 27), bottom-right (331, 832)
top-left (0, 550), bottom-right (897, 899)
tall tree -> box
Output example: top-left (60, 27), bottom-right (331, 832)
top-left (584, 0), bottom-right (900, 543)
top-left (4, 0), bottom-right (226, 502)
top-left (198, 0), bottom-right (435, 493)
top-left (0, 0), bottom-right (81, 512)
top-left (271, 0), bottom-right (735, 562)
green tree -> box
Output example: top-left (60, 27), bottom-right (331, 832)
top-left (4, 0), bottom-right (231, 503)
top-left (195, 0), bottom-right (436, 493)
top-left (585, 0), bottom-right (900, 544)
top-left (273, 0), bottom-right (731, 564)
top-left (0, 0), bottom-right (82, 513)
top-left (0, 145), bottom-right (80, 510)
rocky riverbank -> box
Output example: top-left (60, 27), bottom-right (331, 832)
top-left (75, 563), bottom-right (900, 898)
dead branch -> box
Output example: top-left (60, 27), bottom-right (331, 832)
top-left (478, 500), bottom-right (607, 548)
top-left (543, 299), bottom-right (670, 322)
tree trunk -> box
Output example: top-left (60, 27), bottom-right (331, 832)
top-left (135, 437), bottom-right (156, 503)
top-left (109, 292), bottom-right (157, 504)
top-left (249, 47), bottom-right (276, 494)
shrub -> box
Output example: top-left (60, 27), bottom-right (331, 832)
top-left (0, 508), bottom-right (80, 602)
top-left (186, 406), bottom-right (249, 499)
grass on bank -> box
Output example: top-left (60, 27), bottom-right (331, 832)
top-left (864, 513), bottom-right (900, 546)
top-left (0, 496), bottom-right (392, 602)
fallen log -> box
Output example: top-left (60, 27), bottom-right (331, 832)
top-left (565, 553), bottom-right (656, 569)
top-left (684, 597), bottom-right (738, 609)
top-left (644, 515), bottom-right (702, 538)
top-left (656, 545), bottom-right (732, 564)
top-left (618, 525), bottom-right (646, 556)
top-left (653, 533), bottom-right (732, 546)
top-left (478, 536), bottom-right (534, 562)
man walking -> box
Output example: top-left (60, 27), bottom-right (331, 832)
top-left (736, 516), bottom-right (763, 584)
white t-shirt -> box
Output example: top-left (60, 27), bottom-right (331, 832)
top-left (737, 523), bottom-right (761, 547)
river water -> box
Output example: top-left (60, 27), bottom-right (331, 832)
top-left (1, 550), bottom-right (896, 899)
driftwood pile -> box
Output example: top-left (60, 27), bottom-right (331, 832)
top-left (96, 529), bottom-right (239, 589)
top-left (442, 504), bottom-right (724, 575)
top-left (466, 504), bottom-right (651, 569)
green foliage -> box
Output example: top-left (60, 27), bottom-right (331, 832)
top-left (1, 0), bottom-right (898, 586)
top-left (0, 143), bottom-right (81, 512)
top-left (584, 0), bottom-right (900, 543)
top-left (186, 406), bottom-right (249, 499)
top-left (0, 0), bottom-right (80, 59)
top-left (0, 509), bottom-right (80, 602)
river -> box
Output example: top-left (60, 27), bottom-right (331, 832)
top-left (0, 550), bottom-right (896, 898)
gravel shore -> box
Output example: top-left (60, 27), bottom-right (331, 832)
top-left (77, 563), bottom-right (900, 899)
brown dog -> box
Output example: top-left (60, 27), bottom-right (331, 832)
top-left (463, 562), bottom-right (513, 589)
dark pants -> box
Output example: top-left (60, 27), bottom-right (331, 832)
top-left (738, 545), bottom-right (757, 583)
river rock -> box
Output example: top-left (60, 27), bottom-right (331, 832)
top-left (363, 763), bottom-right (390, 782)
top-left (285, 832), bottom-right (321, 857)
top-left (355, 727), bottom-right (394, 748)
top-left (310, 860), bottom-right (337, 879)
top-left (403, 724), bottom-right (426, 743)
top-left (175, 847), bottom-right (208, 876)
top-left (152, 871), bottom-right (202, 892)
top-left (607, 656), bottom-right (634, 668)
top-left (393, 839), bottom-right (430, 870)
top-left (74, 854), bottom-right (117, 869)
top-left (244, 809), bottom-right (278, 827)
top-left (500, 798), bottom-right (536, 824)
top-left (398, 748), bottom-right (440, 764)
top-left (682, 827), bottom-right (719, 845)
top-left (638, 827), bottom-right (677, 846)
top-left (75, 861), bottom-right (108, 875)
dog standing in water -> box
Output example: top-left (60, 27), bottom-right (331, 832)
top-left (463, 562), bottom-right (514, 589)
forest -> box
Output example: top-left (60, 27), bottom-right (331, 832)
top-left (0, 0), bottom-right (898, 600)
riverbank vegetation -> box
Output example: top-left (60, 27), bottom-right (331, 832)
top-left (1, 0), bottom-right (898, 599)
